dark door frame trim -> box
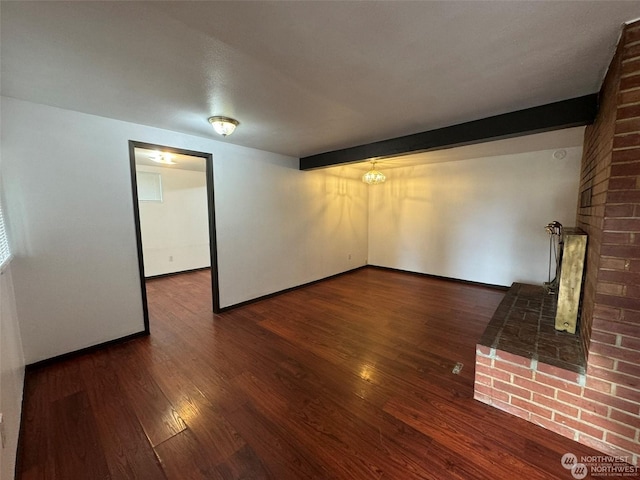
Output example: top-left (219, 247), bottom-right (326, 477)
top-left (128, 140), bottom-right (221, 334)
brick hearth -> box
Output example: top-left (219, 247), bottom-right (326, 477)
top-left (474, 20), bottom-right (640, 465)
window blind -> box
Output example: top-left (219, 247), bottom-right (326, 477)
top-left (0, 201), bottom-right (12, 268)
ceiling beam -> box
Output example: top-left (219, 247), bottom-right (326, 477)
top-left (299, 94), bottom-right (597, 170)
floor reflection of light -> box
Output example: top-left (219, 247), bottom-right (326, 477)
top-left (176, 396), bottom-right (202, 423)
top-left (360, 364), bottom-right (374, 382)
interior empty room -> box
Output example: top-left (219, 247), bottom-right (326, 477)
top-left (1, 2), bottom-right (639, 479)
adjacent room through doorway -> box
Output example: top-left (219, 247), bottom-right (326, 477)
top-left (128, 141), bottom-right (220, 332)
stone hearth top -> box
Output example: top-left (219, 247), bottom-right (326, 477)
top-left (478, 283), bottom-right (586, 374)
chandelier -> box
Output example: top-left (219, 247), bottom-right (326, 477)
top-left (362, 161), bottom-right (386, 185)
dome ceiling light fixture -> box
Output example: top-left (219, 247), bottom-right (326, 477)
top-left (208, 116), bottom-right (240, 137)
top-left (362, 161), bottom-right (386, 185)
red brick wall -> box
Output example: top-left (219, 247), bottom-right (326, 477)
top-left (475, 20), bottom-right (640, 466)
top-left (475, 345), bottom-right (638, 464)
top-left (580, 19), bottom-right (640, 458)
top-left (576, 25), bottom-right (621, 356)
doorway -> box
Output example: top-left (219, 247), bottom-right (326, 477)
top-left (128, 141), bottom-right (220, 333)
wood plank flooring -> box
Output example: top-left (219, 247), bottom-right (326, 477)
top-left (17, 267), bottom-right (606, 479)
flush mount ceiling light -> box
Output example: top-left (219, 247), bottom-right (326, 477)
top-left (149, 151), bottom-right (176, 165)
top-left (208, 116), bottom-right (240, 137)
top-left (362, 161), bottom-right (386, 185)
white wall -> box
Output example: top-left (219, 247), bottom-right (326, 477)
top-left (0, 264), bottom-right (25, 480)
top-left (1, 97), bottom-right (368, 364)
top-left (368, 148), bottom-right (582, 286)
top-left (136, 165), bottom-right (210, 277)
top-left (216, 158), bottom-right (368, 305)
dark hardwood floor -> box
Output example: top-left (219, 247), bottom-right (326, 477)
top-left (17, 267), bottom-right (606, 479)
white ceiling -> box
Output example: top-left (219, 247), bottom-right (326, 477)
top-left (1, 2), bottom-right (638, 160)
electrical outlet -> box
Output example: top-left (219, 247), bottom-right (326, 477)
top-left (169, 255), bottom-right (173, 262)
top-left (0, 413), bottom-right (5, 448)
top-left (348, 253), bottom-right (352, 260)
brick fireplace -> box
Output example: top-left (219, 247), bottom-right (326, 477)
top-left (474, 20), bottom-right (640, 465)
